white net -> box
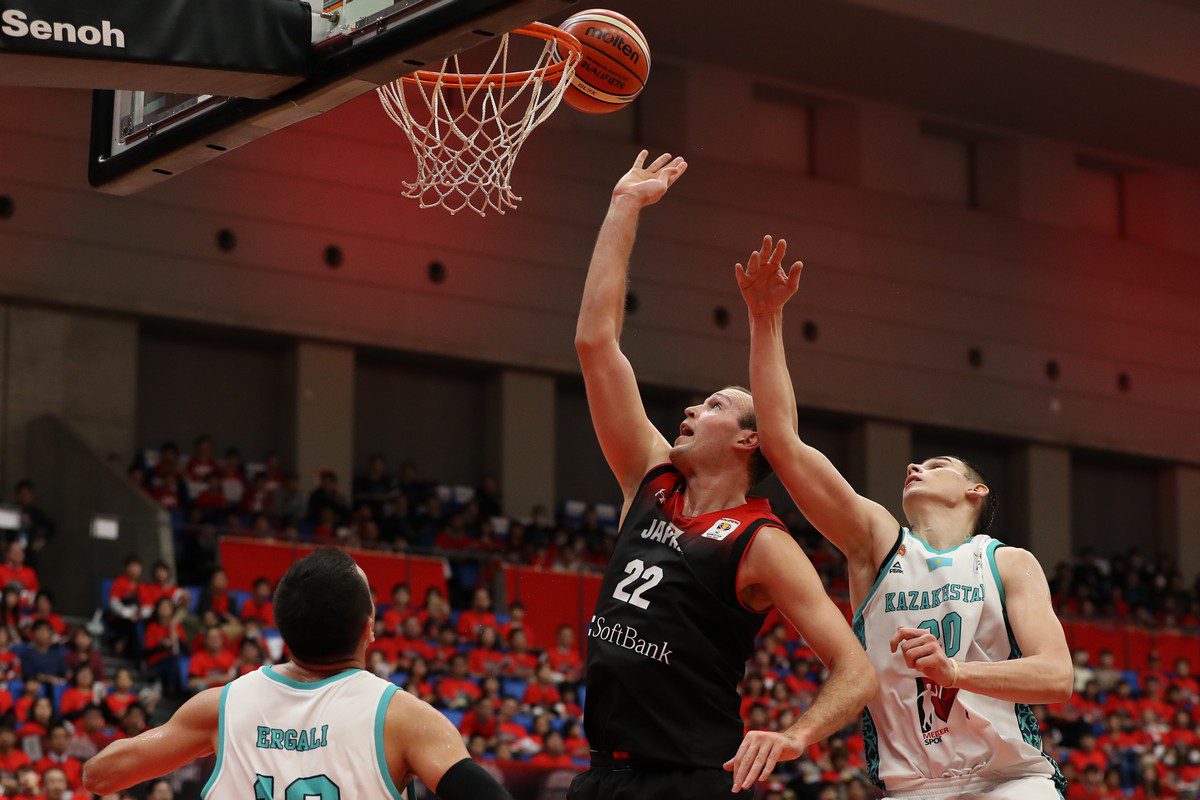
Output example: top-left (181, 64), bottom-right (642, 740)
top-left (376, 25), bottom-right (581, 216)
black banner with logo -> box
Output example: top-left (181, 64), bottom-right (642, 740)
top-left (0, 0), bottom-right (312, 94)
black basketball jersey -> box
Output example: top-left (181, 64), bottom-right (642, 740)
top-left (582, 463), bottom-right (785, 768)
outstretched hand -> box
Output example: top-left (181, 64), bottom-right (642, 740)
top-left (735, 235), bottom-right (803, 317)
top-left (612, 150), bottom-right (688, 208)
top-left (722, 729), bottom-right (806, 792)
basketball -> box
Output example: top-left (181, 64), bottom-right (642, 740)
top-left (555, 9), bottom-right (650, 114)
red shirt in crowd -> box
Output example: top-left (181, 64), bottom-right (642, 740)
top-left (0, 651), bottom-right (21, 682)
top-left (504, 652), bottom-right (539, 676)
top-left (393, 637), bottom-right (437, 663)
top-left (468, 649), bottom-right (505, 675)
top-left (382, 607), bottom-right (416, 635)
top-left (184, 456), bottom-right (218, 482)
top-left (143, 621), bottom-right (185, 666)
top-left (0, 748), bottom-right (30, 773)
top-left (0, 564), bottom-right (38, 593)
top-left (189, 651), bottom-right (236, 686)
top-left (109, 576), bottom-right (141, 607)
top-left (458, 711), bottom-right (497, 739)
top-left (546, 647), bottom-right (581, 677)
top-left (456, 611), bottom-right (497, 639)
top-left (59, 687), bottom-right (92, 719)
top-left (436, 678), bottom-right (482, 705)
top-left (105, 691), bottom-right (138, 719)
top-left (523, 683), bottom-right (560, 707)
top-left (241, 598), bottom-right (275, 627)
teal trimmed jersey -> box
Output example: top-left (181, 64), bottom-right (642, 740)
top-left (853, 529), bottom-right (1065, 796)
top-left (202, 666), bottom-right (406, 800)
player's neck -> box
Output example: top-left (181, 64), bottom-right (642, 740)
top-left (907, 507), bottom-right (974, 551)
top-left (279, 655), bottom-right (365, 682)
top-left (678, 469), bottom-right (747, 517)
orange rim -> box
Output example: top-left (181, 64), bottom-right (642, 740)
top-left (401, 22), bottom-right (582, 89)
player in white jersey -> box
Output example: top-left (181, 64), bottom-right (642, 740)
top-left (83, 548), bottom-right (512, 800)
top-left (734, 237), bottom-right (1074, 799)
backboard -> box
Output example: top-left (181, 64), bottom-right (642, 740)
top-left (88, 0), bottom-right (575, 195)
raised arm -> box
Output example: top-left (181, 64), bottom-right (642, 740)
top-left (82, 687), bottom-right (220, 794)
top-left (726, 527), bottom-right (878, 789)
top-left (737, 237), bottom-right (897, 565)
top-left (385, 687), bottom-right (512, 800)
top-left (891, 547), bottom-right (1072, 704)
top-left (575, 151), bottom-right (687, 500)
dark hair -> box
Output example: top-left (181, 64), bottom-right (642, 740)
top-left (274, 548), bottom-right (373, 664)
top-left (725, 386), bottom-right (774, 487)
top-left (14, 480), bottom-right (32, 493)
top-left (948, 456), bottom-right (997, 536)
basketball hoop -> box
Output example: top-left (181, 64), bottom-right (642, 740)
top-left (377, 23), bottom-right (582, 216)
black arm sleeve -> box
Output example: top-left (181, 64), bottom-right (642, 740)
top-left (434, 758), bottom-right (512, 800)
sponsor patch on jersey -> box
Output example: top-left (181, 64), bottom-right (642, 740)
top-left (889, 561), bottom-right (904, 575)
top-left (701, 517), bottom-right (740, 540)
top-left (915, 678), bottom-right (959, 746)
top-left (926, 556), bottom-right (953, 572)
top-left (655, 488), bottom-right (667, 506)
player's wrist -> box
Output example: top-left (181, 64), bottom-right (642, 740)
top-left (609, 192), bottom-right (645, 211)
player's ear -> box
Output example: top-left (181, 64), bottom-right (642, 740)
top-left (734, 429), bottom-right (759, 452)
top-left (967, 483), bottom-right (990, 502)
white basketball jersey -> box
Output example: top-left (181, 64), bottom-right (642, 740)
top-left (853, 529), bottom-right (1064, 795)
top-left (202, 666), bottom-right (406, 800)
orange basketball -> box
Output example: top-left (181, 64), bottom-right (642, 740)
top-left (555, 9), bottom-right (650, 114)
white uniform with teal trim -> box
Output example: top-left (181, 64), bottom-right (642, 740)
top-left (203, 666), bottom-right (405, 800)
top-left (853, 529), bottom-right (1065, 799)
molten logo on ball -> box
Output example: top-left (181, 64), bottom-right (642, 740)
top-left (583, 25), bottom-right (641, 64)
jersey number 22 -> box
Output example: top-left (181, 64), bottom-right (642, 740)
top-left (612, 559), bottom-right (662, 609)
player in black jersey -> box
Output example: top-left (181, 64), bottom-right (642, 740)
top-left (569, 150), bottom-right (878, 800)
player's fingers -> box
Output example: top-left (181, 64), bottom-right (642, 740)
top-left (742, 743), bottom-right (770, 789)
top-left (747, 249), bottom-right (761, 274)
top-left (760, 741), bottom-right (783, 782)
top-left (669, 161), bottom-right (688, 183)
top-left (633, 149), bottom-right (649, 170)
top-left (728, 735), bottom-right (752, 775)
top-left (733, 738), bottom-right (760, 788)
top-left (735, 264), bottom-right (747, 284)
top-left (734, 743), bottom-right (763, 791)
top-left (770, 238), bottom-right (787, 265)
top-left (914, 653), bottom-right (943, 670)
top-left (648, 152), bottom-right (673, 171)
top-left (890, 628), bottom-right (916, 651)
top-left (787, 262), bottom-right (804, 290)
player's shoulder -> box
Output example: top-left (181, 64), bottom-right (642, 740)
top-left (991, 545), bottom-right (1046, 581)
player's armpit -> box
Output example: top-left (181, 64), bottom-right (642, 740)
top-left (739, 528), bottom-right (878, 742)
top-left (82, 687), bottom-right (221, 795)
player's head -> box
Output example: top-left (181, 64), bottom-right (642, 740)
top-left (670, 386), bottom-right (772, 490)
top-left (275, 548), bottom-right (375, 665)
top-left (901, 455), bottom-right (995, 536)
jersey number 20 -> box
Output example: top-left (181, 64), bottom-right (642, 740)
top-left (612, 559), bottom-right (662, 609)
top-left (917, 611), bottom-right (962, 658)
top-left (254, 774), bottom-right (339, 800)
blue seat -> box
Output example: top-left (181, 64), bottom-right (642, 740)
top-left (178, 656), bottom-right (191, 688)
top-left (502, 679), bottom-right (527, 699)
top-left (389, 672), bottom-right (409, 687)
top-left (51, 683), bottom-right (67, 713)
top-left (230, 590), bottom-right (251, 610)
top-left (184, 587), bottom-right (203, 614)
top-left (100, 579), bottom-right (114, 611)
top-left (514, 714), bottom-right (534, 731)
top-left (441, 709), bottom-right (465, 728)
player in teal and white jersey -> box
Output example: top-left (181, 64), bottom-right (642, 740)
top-left (83, 548), bottom-right (512, 800)
top-left (734, 237), bottom-right (1073, 800)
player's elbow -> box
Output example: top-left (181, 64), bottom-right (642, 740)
top-left (1049, 662), bottom-right (1075, 703)
top-left (574, 329), bottom-right (614, 357)
top-left (82, 754), bottom-right (118, 796)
